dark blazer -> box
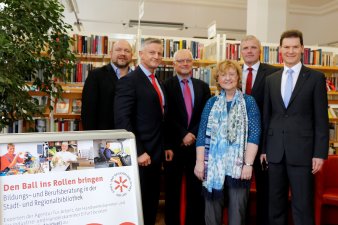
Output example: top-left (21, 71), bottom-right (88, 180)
top-left (114, 66), bottom-right (166, 164)
top-left (81, 64), bottom-right (118, 130)
top-left (262, 65), bottom-right (329, 165)
top-left (250, 63), bottom-right (280, 113)
top-left (164, 76), bottom-right (211, 150)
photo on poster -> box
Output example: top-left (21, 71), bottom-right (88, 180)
top-left (0, 138), bottom-right (132, 176)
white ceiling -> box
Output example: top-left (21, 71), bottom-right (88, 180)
top-left (61, 0), bottom-right (338, 46)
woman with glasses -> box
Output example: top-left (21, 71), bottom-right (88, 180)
top-left (194, 60), bottom-right (261, 225)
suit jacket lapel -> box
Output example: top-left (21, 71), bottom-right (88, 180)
top-left (274, 70), bottom-right (285, 108)
top-left (191, 78), bottom-right (198, 119)
top-left (288, 65), bottom-right (309, 107)
top-left (174, 76), bottom-right (188, 119)
top-left (251, 64), bottom-right (265, 94)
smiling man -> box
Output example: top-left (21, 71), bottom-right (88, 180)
top-left (163, 49), bottom-right (210, 225)
top-left (114, 38), bottom-right (165, 225)
top-left (81, 39), bottom-right (133, 130)
top-left (262, 29), bottom-right (329, 225)
top-left (240, 35), bottom-right (279, 225)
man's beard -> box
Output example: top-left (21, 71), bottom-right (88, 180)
top-left (114, 59), bottom-right (130, 68)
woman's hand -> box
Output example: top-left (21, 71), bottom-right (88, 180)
top-left (240, 165), bottom-right (253, 180)
top-left (194, 160), bottom-right (204, 181)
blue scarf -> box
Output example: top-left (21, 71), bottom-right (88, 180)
top-left (203, 89), bottom-right (248, 194)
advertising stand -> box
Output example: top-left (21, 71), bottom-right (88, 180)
top-left (0, 130), bottom-right (143, 225)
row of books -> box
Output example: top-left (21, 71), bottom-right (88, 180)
top-left (72, 34), bottom-right (208, 61)
top-left (155, 66), bottom-right (174, 82)
top-left (0, 118), bottom-right (82, 134)
top-left (193, 67), bottom-right (212, 85)
top-left (157, 38), bottom-right (205, 59)
top-left (53, 119), bottom-right (81, 132)
top-left (68, 63), bottom-right (94, 83)
top-left (224, 43), bottom-right (338, 67)
top-left (329, 122), bottom-right (338, 141)
top-left (72, 34), bottom-right (113, 55)
top-left (326, 74), bottom-right (338, 92)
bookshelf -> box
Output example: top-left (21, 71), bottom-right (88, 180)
top-left (26, 84), bottom-right (83, 132)
top-left (8, 33), bottom-right (338, 137)
top-left (0, 34), bottom-right (219, 134)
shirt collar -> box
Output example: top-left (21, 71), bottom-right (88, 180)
top-left (111, 63), bottom-right (132, 79)
top-left (139, 64), bottom-right (153, 77)
top-left (176, 74), bottom-right (192, 83)
top-left (243, 61), bottom-right (260, 72)
top-left (283, 62), bottom-right (302, 75)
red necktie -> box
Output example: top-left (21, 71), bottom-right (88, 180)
top-left (246, 67), bottom-right (253, 95)
top-left (182, 79), bottom-right (193, 126)
top-left (149, 74), bottom-right (163, 112)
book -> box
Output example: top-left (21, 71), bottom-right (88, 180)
top-left (55, 99), bottom-right (70, 114)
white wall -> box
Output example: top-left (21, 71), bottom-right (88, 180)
top-left (63, 0), bottom-right (338, 46)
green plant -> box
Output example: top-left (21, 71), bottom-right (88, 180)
top-left (0, 0), bottom-right (75, 130)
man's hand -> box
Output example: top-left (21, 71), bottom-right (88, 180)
top-left (312, 158), bottom-right (324, 174)
top-left (182, 133), bottom-right (196, 146)
top-left (260, 154), bottom-right (267, 164)
top-left (137, 152), bottom-right (151, 166)
top-left (165, 150), bottom-right (174, 161)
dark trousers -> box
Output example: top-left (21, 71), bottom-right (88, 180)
top-left (139, 163), bottom-right (161, 225)
top-left (164, 146), bottom-right (205, 225)
top-left (268, 162), bottom-right (314, 225)
top-left (253, 157), bottom-right (269, 225)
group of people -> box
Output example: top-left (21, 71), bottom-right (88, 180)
top-left (81, 29), bottom-right (329, 225)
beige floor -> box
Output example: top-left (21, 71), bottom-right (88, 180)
top-left (155, 200), bottom-right (165, 225)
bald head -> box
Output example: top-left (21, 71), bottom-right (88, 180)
top-left (111, 40), bottom-right (133, 69)
top-left (173, 49), bottom-right (193, 78)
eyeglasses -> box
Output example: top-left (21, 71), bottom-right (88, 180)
top-left (175, 59), bottom-right (193, 64)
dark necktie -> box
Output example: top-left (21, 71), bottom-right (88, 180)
top-left (182, 79), bottom-right (193, 125)
top-left (246, 67), bottom-right (253, 95)
top-left (149, 74), bottom-right (163, 112)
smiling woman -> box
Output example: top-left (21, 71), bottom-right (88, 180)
top-left (194, 59), bottom-right (261, 225)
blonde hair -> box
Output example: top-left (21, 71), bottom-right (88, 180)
top-left (213, 60), bottom-right (242, 91)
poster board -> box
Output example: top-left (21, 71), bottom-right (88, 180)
top-left (0, 130), bottom-right (143, 225)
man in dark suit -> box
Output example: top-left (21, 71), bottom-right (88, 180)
top-left (81, 40), bottom-right (133, 130)
top-left (262, 29), bottom-right (329, 225)
top-left (164, 49), bottom-right (211, 225)
top-left (240, 35), bottom-right (279, 225)
top-left (114, 38), bottom-right (165, 225)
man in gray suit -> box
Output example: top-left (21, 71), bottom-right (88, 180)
top-left (261, 29), bottom-right (329, 225)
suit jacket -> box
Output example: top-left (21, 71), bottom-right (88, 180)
top-left (164, 76), bottom-right (211, 150)
top-left (81, 64), bottom-right (118, 130)
top-left (114, 66), bottom-right (166, 164)
top-left (262, 65), bottom-right (329, 165)
top-left (249, 63), bottom-right (280, 113)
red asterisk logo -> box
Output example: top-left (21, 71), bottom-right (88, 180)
top-left (114, 176), bottom-right (128, 192)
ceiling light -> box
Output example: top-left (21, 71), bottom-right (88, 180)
top-left (128, 20), bottom-right (185, 30)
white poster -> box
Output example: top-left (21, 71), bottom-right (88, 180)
top-left (0, 131), bottom-right (143, 225)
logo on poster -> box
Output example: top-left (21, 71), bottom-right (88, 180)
top-left (110, 172), bottom-right (132, 196)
